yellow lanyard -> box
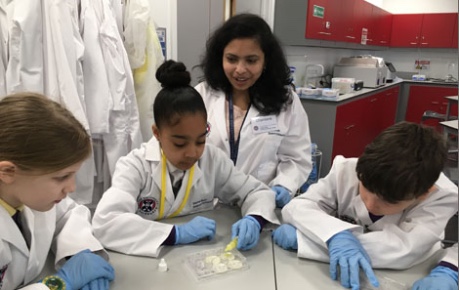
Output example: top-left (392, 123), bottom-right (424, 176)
top-left (158, 153), bottom-right (195, 219)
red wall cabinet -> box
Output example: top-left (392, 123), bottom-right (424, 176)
top-left (405, 85), bottom-right (458, 127)
top-left (391, 13), bottom-right (457, 48)
top-left (452, 17), bottom-right (458, 48)
top-left (305, 0), bottom-right (340, 40)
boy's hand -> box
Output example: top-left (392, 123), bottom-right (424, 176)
top-left (272, 224), bottom-right (298, 250)
top-left (327, 230), bottom-right (379, 290)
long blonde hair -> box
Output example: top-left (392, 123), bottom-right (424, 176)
top-left (0, 93), bottom-right (91, 173)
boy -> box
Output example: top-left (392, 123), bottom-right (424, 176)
top-left (272, 121), bottom-right (458, 290)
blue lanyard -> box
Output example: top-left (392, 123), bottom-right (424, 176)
top-left (227, 94), bottom-right (250, 165)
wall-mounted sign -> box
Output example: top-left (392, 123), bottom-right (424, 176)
top-left (156, 27), bottom-right (167, 59)
top-left (313, 5), bottom-right (324, 18)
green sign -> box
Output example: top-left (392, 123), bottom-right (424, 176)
top-left (313, 5), bottom-right (324, 18)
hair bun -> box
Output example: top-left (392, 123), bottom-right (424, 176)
top-left (156, 60), bottom-right (191, 88)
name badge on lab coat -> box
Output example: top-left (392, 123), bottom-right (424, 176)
top-left (251, 115), bottom-right (279, 134)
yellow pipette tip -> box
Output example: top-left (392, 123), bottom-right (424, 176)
top-left (224, 237), bottom-right (238, 252)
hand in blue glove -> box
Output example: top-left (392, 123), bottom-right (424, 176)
top-left (272, 224), bottom-right (298, 250)
top-left (327, 230), bottom-right (379, 290)
top-left (81, 278), bottom-right (110, 290)
top-left (412, 265), bottom-right (458, 290)
top-left (272, 185), bottom-right (291, 208)
top-left (56, 249), bottom-right (114, 290)
top-left (175, 216), bottom-right (216, 245)
top-left (231, 216), bottom-right (261, 251)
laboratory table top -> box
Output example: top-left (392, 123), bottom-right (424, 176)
top-left (39, 204), bottom-right (446, 290)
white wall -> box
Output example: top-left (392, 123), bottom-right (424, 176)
top-left (382, 0), bottom-right (458, 14)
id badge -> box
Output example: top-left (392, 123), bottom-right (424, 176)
top-left (251, 115), bottom-right (279, 134)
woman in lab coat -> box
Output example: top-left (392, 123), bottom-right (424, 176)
top-left (92, 60), bottom-right (279, 258)
top-left (0, 93), bottom-right (114, 290)
top-left (195, 13), bottom-right (312, 208)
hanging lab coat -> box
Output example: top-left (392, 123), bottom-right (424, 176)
top-left (282, 156), bottom-right (458, 269)
top-left (124, 0), bottom-right (164, 142)
top-left (0, 0), bottom-right (7, 98)
top-left (92, 138), bottom-right (280, 258)
top-left (4, 0), bottom-right (44, 95)
top-left (97, 0), bottom-right (143, 175)
top-left (0, 197), bottom-right (106, 290)
top-left (79, 0), bottom-right (112, 134)
top-left (195, 82), bottom-right (312, 194)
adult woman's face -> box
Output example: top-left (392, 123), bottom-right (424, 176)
top-left (222, 38), bottom-right (265, 94)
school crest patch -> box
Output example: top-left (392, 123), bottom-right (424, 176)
top-left (137, 197), bottom-right (158, 215)
top-left (0, 264), bottom-right (8, 289)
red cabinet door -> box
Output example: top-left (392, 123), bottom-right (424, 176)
top-left (332, 97), bottom-right (368, 159)
top-left (305, 0), bottom-right (339, 40)
top-left (375, 9), bottom-right (393, 46)
top-left (405, 86), bottom-right (458, 127)
top-left (339, 0), bottom-right (360, 43)
top-left (420, 13), bottom-right (456, 48)
top-left (390, 14), bottom-right (423, 47)
top-left (452, 16), bottom-right (458, 48)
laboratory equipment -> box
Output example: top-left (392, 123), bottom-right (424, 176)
top-left (158, 258), bottom-right (168, 272)
top-left (184, 247), bottom-right (249, 281)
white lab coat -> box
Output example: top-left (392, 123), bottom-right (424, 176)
top-left (92, 138), bottom-right (280, 257)
top-left (195, 82), bottom-right (312, 194)
top-left (441, 244), bottom-right (458, 268)
top-left (282, 156), bottom-right (458, 269)
top-left (0, 0), bottom-right (7, 98)
top-left (124, 0), bottom-right (163, 142)
top-left (5, 0), bottom-right (44, 95)
top-left (0, 198), bottom-right (106, 290)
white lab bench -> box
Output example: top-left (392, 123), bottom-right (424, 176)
top-left (39, 203), bottom-right (277, 290)
top-left (38, 204), bottom-right (445, 290)
top-left (273, 242), bottom-right (443, 290)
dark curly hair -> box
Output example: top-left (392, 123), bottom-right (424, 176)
top-left (155, 60), bottom-right (207, 128)
top-left (199, 13), bottom-right (292, 115)
top-left (356, 121), bottom-right (447, 203)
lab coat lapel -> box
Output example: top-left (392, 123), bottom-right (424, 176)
top-left (167, 163), bottom-right (202, 216)
top-left (146, 139), bottom-right (176, 214)
top-left (352, 195), bottom-right (373, 226)
top-left (0, 208), bottom-right (29, 257)
top-left (212, 96), bottom-right (230, 153)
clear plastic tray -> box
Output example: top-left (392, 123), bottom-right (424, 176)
top-left (184, 247), bottom-right (249, 280)
top-left (360, 275), bottom-right (408, 290)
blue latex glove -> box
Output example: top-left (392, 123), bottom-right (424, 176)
top-left (231, 216), bottom-right (261, 251)
top-left (272, 185), bottom-right (291, 208)
top-left (272, 224), bottom-right (298, 250)
top-left (56, 249), bottom-right (114, 290)
top-left (175, 216), bottom-right (216, 245)
top-left (81, 278), bottom-right (110, 290)
top-left (327, 230), bottom-right (379, 290)
top-left (412, 265), bottom-right (458, 290)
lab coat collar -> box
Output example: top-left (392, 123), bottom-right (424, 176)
top-left (144, 137), bottom-right (161, 162)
